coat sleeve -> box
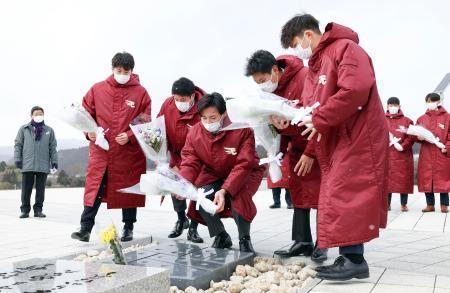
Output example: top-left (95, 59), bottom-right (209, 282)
top-left (126, 90), bottom-right (152, 145)
top-left (82, 86), bottom-right (96, 141)
top-left (222, 129), bottom-right (257, 197)
top-left (312, 42), bottom-right (375, 134)
top-left (401, 118), bottom-right (415, 151)
top-left (49, 128), bottom-right (58, 165)
top-left (179, 130), bottom-right (203, 184)
top-left (14, 127), bottom-right (24, 163)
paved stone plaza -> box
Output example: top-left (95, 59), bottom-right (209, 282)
top-left (2, 183), bottom-right (450, 292)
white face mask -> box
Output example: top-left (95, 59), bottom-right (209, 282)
top-left (259, 71), bottom-right (278, 93)
top-left (388, 106), bottom-right (399, 115)
top-left (427, 102), bottom-right (439, 111)
top-left (32, 115), bottom-right (44, 123)
top-left (114, 73), bottom-right (131, 85)
top-left (175, 100), bottom-right (193, 113)
top-left (202, 119), bottom-right (222, 133)
top-left (294, 35), bottom-right (313, 60)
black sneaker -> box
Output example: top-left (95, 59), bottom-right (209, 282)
top-left (34, 211), bottom-right (46, 218)
top-left (316, 256), bottom-right (369, 281)
top-left (19, 212), bottom-right (29, 219)
top-left (187, 227), bottom-right (204, 243)
top-left (212, 232), bottom-right (232, 249)
top-left (71, 229), bottom-right (91, 242)
top-left (239, 237), bottom-right (255, 254)
top-left (269, 204), bottom-right (281, 209)
top-left (168, 219), bottom-right (189, 238)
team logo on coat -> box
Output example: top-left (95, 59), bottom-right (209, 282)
top-left (224, 147), bottom-right (237, 155)
top-left (438, 123), bottom-right (445, 130)
top-left (125, 100), bottom-right (135, 108)
top-left (318, 75), bottom-right (327, 85)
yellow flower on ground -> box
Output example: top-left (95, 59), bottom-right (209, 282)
top-left (99, 224), bottom-right (117, 244)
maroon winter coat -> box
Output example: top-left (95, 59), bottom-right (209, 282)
top-left (303, 23), bottom-right (389, 248)
top-left (157, 86), bottom-right (206, 169)
top-left (82, 74), bottom-right (151, 209)
top-left (386, 111), bottom-right (415, 194)
top-left (417, 107), bottom-right (450, 193)
top-left (275, 55), bottom-right (320, 209)
top-left (180, 117), bottom-right (265, 224)
top-left (267, 155), bottom-right (289, 189)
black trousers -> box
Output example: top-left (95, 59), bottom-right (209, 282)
top-left (198, 180), bottom-right (251, 240)
top-left (426, 192), bottom-right (450, 206)
top-left (80, 172), bottom-right (137, 232)
top-left (292, 208), bottom-right (313, 244)
top-left (20, 172), bottom-right (47, 213)
top-left (172, 196), bottom-right (187, 213)
top-left (272, 188), bottom-right (292, 205)
top-left (388, 193), bottom-right (408, 206)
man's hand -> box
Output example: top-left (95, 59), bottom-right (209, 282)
top-left (269, 115), bottom-right (290, 130)
top-left (442, 148), bottom-right (448, 154)
top-left (417, 136), bottom-right (425, 141)
top-left (294, 155), bottom-right (314, 176)
top-left (298, 116), bottom-right (322, 142)
top-left (88, 132), bottom-right (97, 142)
top-left (15, 161), bottom-right (22, 169)
top-left (115, 133), bottom-right (129, 145)
top-left (213, 189), bottom-right (227, 213)
top-left (394, 143), bottom-right (404, 152)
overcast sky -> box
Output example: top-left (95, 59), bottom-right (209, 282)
top-left (1, 0), bottom-right (449, 147)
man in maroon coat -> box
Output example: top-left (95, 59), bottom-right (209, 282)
top-left (280, 14), bottom-right (389, 280)
top-left (180, 93), bottom-right (265, 253)
top-left (385, 97), bottom-right (415, 212)
top-left (157, 77), bottom-right (205, 243)
top-left (244, 50), bottom-right (326, 262)
top-left (417, 93), bottom-right (450, 213)
top-left (71, 52), bottom-right (151, 242)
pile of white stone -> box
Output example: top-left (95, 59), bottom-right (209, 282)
top-left (170, 256), bottom-right (317, 293)
top-left (73, 241), bottom-right (159, 262)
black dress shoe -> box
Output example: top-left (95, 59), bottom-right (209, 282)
top-left (71, 229), bottom-right (90, 242)
top-left (274, 241), bottom-right (313, 257)
top-left (212, 232), bottom-right (232, 249)
top-left (34, 211), bottom-right (46, 218)
top-left (311, 246), bottom-right (328, 263)
top-left (269, 204), bottom-right (281, 209)
top-left (19, 212), bottom-right (29, 219)
top-left (120, 228), bottom-right (133, 242)
top-left (239, 237), bottom-right (255, 253)
top-left (187, 227), bottom-right (204, 243)
top-left (168, 219), bottom-right (189, 238)
top-left (316, 256), bottom-right (369, 281)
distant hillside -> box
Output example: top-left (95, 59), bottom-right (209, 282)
top-left (58, 147), bottom-right (89, 176)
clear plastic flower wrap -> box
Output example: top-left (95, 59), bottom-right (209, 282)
top-left (398, 125), bottom-right (445, 149)
top-left (225, 90), bottom-right (320, 129)
top-left (60, 103), bottom-right (109, 151)
top-left (119, 165), bottom-right (218, 215)
top-left (254, 124), bottom-right (283, 183)
top-left (129, 114), bottom-right (169, 165)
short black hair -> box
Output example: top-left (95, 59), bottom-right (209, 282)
top-left (197, 92), bottom-right (226, 115)
top-left (172, 77), bottom-right (196, 96)
top-left (281, 14), bottom-right (321, 49)
top-left (112, 52), bottom-right (135, 70)
top-left (387, 97), bottom-right (400, 105)
top-left (31, 106), bottom-right (44, 115)
top-left (425, 92), bottom-right (441, 102)
top-left (245, 50), bottom-right (277, 77)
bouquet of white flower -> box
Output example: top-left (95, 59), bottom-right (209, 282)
top-left (119, 165), bottom-right (218, 215)
top-left (60, 103), bottom-right (109, 151)
top-left (254, 124), bottom-right (283, 183)
top-left (225, 91), bottom-right (319, 130)
top-left (129, 114), bottom-right (169, 165)
top-left (398, 125), bottom-right (445, 150)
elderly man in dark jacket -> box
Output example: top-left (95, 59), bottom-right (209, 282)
top-left (14, 106), bottom-right (58, 218)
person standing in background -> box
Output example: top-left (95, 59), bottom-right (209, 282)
top-left (14, 106), bottom-right (58, 219)
top-left (417, 93), bottom-right (450, 213)
top-left (385, 97), bottom-right (415, 212)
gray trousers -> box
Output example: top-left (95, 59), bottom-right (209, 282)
top-left (198, 180), bottom-right (251, 239)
